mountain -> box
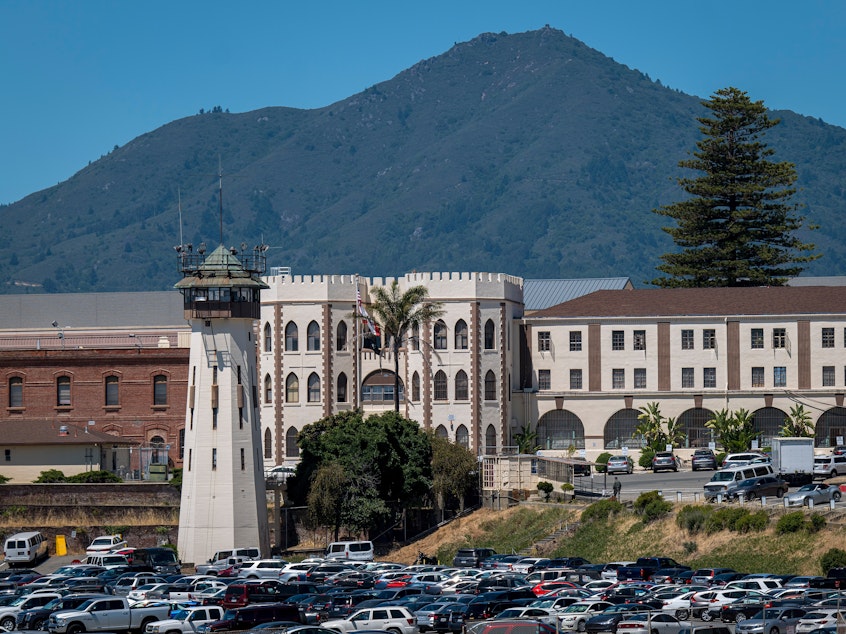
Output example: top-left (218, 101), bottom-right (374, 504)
top-left (2, 27), bottom-right (846, 294)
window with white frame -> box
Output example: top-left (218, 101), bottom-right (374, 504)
top-left (823, 328), bottom-right (835, 348)
top-left (570, 369), bottom-right (583, 390)
top-left (538, 331), bottom-right (551, 352)
top-left (633, 330), bottom-right (646, 351)
top-left (569, 331), bottom-right (582, 352)
top-left (703, 367), bottom-right (716, 388)
top-left (703, 329), bottom-right (716, 350)
top-left (538, 369), bottom-right (551, 391)
top-left (681, 367), bottom-right (694, 388)
top-left (773, 328), bottom-right (786, 349)
top-left (454, 320), bottom-right (468, 350)
top-left (823, 366), bottom-right (835, 387)
top-left (612, 368), bottom-right (625, 389)
top-left (751, 328), bottom-right (764, 349)
top-left (307, 321), bottom-right (320, 351)
top-left (612, 331), bottom-right (624, 351)
top-left (681, 329), bottom-right (694, 350)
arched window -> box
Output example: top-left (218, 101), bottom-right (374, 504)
top-left (434, 320), bottom-right (447, 350)
top-left (434, 370), bottom-right (448, 401)
top-left (604, 409), bottom-right (643, 449)
top-left (264, 373), bottom-right (272, 404)
top-left (264, 428), bottom-right (272, 459)
top-left (149, 435), bottom-right (166, 464)
top-left (455, 320), bottom-right (468, 350)
top-left (485, 424), bottom-right (497, 455)
top-left (455, 370), bottom-right (469, 400)
top-left (8, 377), bottom-right (22, 408)
top-left (105, 375), bottom-right (119, 406)
top-left (264, 322), bottom-right (272, 352)
top-left (678, 408), bottom-right (716, 447)
top-left (537, 410), bottom-right (586, 450)
top-left (286, 427), bottom-right (300, 458)
top-left (412, 372), bottom-right (420, 402)
top-left (411, 323), bottom-right (420, 351)
top-left (285, 322), bottom-right (299, 351)
top-left (152, 375), bottom-right (167, 406)
top-left (752, 407), bottom-right (788, 448)
top-left (307, 373), bottom-right (321, 402)
top-left (456, 424), bottom-right (469, 449)
top-left (336, 321), bottom-right (348, 351)
top-left (361, 371), bottom-right (404, 402)
top-left (816, 407), bottom-right (846, 448)
top-left (435, 424), bottom-right (449, 438)
top-left (484, 319), bottom-right (496, 350)
top-left (307, 321), bottom-right (320, 351)
top-left (286, 373), bottom-right (299, 403)
top-left (484, 370), bottom-right (496, 401)
top-left (337, 373), bottom-right (348, 403)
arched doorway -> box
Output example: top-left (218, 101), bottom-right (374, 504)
top-left (752, 407), bottom-right (787, 448)
top-left (816, 407), bottom-right (846, 448)
top-left (604, 409), bottom-right (644, 450)
top-left (485, 425), bottom-right (497, 455)
top-left (537, 410), bottom-right (585, 450)
top-left (677, 408), bottom-right (716, 448)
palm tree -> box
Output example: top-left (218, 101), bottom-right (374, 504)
top-left (368, 280), bottom-right (444, 412)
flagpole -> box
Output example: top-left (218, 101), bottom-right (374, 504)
top-left (355, 274), bottom-right (361, 411)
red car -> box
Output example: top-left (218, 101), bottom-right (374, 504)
top-left (531, 580), bottom-right (578, 596)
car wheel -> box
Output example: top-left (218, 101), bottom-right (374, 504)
top-left (747, 492), bottom-right (757, 501)
top-left (32, 618), bottom-right (46, 631)
top-left (769, 627), bottom-right (779, 634)
top-left (776, 488), bottom-right (784, 498)
top-left (835, 492), bottom-right (842, 501)
top-left (701, 611), bottom-right (714, 622)
top-left (66, 624), bottom-right (84, 634)
top-left (735, 613), bottom-right (747, 623)
top-left (675, 610), bottom-right (689, 620)
top-left (388, 629), bottom-right (402, 634)
top-left (1, 616), bottom-right (17, 630)
top-left (577, 620), bottom-right (586, 632)
top-left (832, 470), bottom-right (838, 478)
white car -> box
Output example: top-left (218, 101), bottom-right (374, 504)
top-left (145, 605), bottom-right (225, 634)
top-left (511, 557), bottom-right (550, 574)
top-left (558, 601), bottom-right (615, 631)
top-left (322, 606), bottom-right (417, 634)
top-left (493, 607), bottom-right (559, 626)
top-left (279, 562), bottom-right (317, 582)
top-left (796, 609), bottom-right (844, 633)
top-left (656, 590), bottom-right (698, 620)
top-left (237, 559), bottom-right (287, 579)
top-left (617, 613), bottom-right (691, 634)
top-left (86, 534), bottom-right (128, 554)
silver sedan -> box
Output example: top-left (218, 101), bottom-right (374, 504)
top-left (784, 483), bottom-right (842, 506)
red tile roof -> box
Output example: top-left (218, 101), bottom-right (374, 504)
top-left (531, 286), bottom-right (846, 318)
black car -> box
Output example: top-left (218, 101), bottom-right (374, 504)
top-left (729, 475), bottom-right (788, 501)
top-left (453, 548), bottom-right (497, 568)
top-left (585, 604), bottom-right (653, 633)
top-left (432, 604), bottom-right (470, 633)
top-left (692, 448), bottom-right (718, 471)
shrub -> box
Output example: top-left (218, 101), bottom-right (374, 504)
top-left (705, 507), bottom-right (749, 533)
top-left (633, 491), bottom-right (672, 523)
top-left (639, 448), bottom-right (656, 469)
top-left (35, 469), bottom-right (67, 483)
top-left (807, 513), bottom-right (827, 533)
top-left (715, 452), bottom-right (727, 467)
top-left (169, 467), bottom-right (182, 490)
top-left (735, 510), bottom-right (769, 533)
top-left (776, 512), bottom-right (807, 534)
top-left (676, 505), bottom-right (713, 534)
top-left (537, 481), bottom-right (554, 501)
top-left (594, 453), bottom-right (612, 473)
top-left (683, 541), bottom-right (698, 555)
top-left (67, 470), bottom-right (122, 483)
top-left (820, 548), bottom-right (846, 575)
top-left (581, 498), bottom-right (624, 522)
top-left (0, 474), bottom-right (9, 484)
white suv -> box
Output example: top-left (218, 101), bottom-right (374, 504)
top-left (237, 559), bottom-right (286, 579)
top-left (322, 606), bottom-right (416, 634)
top-left (814, 455), bottom-right (846, 478)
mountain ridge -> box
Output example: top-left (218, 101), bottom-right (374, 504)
top-left (2, 27), bottom-right (845, 294)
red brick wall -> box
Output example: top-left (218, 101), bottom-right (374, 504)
top-left (0, 348), bottom-right (189, 466)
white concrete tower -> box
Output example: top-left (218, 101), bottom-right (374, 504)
top-left (175, 244), bottom-right (270, 566)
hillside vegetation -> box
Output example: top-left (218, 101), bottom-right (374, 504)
top-left (390, 501), bottom-right (846, 576)
top-left (2, 27), bottom-right (846, 293)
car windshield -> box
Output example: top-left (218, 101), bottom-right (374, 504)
top-left (711, 472), bottom-right (736, 482)
top-left (798, 485), bottom-right (816, 492)
top-left (564, 605), bottom-right (589, 613)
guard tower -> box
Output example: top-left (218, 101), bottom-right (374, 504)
top-left (175, 243), bottom-right (270, 566)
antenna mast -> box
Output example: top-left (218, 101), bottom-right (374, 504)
top-left (177, 187), bottom-right (184, 248)
top-left (217, 156), bottom-right (224, 245)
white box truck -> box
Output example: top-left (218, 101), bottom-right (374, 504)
top-left (771, 436), bottom-right (815, 486)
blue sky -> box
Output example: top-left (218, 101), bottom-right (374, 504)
top-left (1, 0), bottom-right (844, 205)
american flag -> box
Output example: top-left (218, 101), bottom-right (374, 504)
top-left (357, 288), bottom-right (376, 335)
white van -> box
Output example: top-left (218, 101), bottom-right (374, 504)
top-left (3, 531), bottom-right (48, 566)
top-left (704, 463), bottom-right (775, 500)
top-left (84, 553), bottom-right (130, 568)
top-left (325, 540), bottom-right (374, 561)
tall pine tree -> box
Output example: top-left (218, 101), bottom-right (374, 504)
top-left (652, 87), bottom-right (818, 287)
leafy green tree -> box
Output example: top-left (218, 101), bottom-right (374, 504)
top-left (653, 86), bottom-right (817, 287)
top-left (514, 424), bottom-right (540, 454)
top-left (781, 403), bottom-right (815, 437)
top-left (290, 410), bottom-right (433, 537)
top-left (636, 402), bottom-right (666, 450)
top-left (307, 463), bottom-right (348, 540)
top-left (367, 280), bottom-right (444, 411)
top-left (537, 481), bottom-right (554, 502)
top-left (430, 433), bottom-right (478, 513)
top-left (706, 408), bottom-right (761, 452)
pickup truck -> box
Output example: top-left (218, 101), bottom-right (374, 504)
top-left (144, 605), bottom-right (225, 634)
top-left (616, 557), bottom-right (687, 581)
top-left (48, 596), bottom-right (171, 634)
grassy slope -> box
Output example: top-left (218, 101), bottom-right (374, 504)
top-left (389, 503), bottom-right (846, 575)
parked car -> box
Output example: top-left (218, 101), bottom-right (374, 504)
top-left (813, 455), bottom-right (846, 479)
top-left (652, 452), bottom-right (678, 473)
top-left (321, 606), bottom-right (417, 634)
top-left (584, 604), bottom-right (652, 634)
top-left (728, 476), bottom-right (788, 501)
top-left (86, 534), bottom-right (129, 555)
top-left (721, 453), bottom-right (769, 468)
top-left (606, 456), bottom-right (634, 475)
top-left (238, 560), bottom-right (289, 580)
top-left (784, 483), bottom-right (843, 507)
top-left (453, 548), bottom-right (497, 568)
top-left (734, 607), bottom-right (807, 634)
top-left (796, 609), bottom-right (844, 633)
top-left (691, 449), bottom-right (718, 471)
top-left (616, 613), bottom-right (691, 634)
top-left (492, 607), bottom-right (559, 626)
top-left (558, 601), bottom-right (615, 631)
